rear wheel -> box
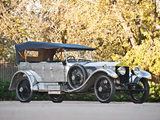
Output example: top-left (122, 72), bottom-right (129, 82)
top-left (94, 75), bottom-right (115, 103)
top-left (49, 94), bottom-right (66, 103)
top-left (16, 77), bottom-right (33, 102)
top-left (129, 79), bottom-right (149, 103)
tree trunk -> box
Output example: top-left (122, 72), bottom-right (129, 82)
top-left (115, 10), bottom-right (137, 48)
top-left (151, 0), bottom-right (157, 45)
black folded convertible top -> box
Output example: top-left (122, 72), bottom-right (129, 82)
top-left (15, 41), bottom-right (95, 64)
top-left (15, 41), bottom-right (95, 51)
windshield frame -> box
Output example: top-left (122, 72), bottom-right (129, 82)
top-left (64, 49), bottom-right (94, 62)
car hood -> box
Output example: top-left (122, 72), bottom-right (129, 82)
top-left (84, 62), bottom-right (120, 67)
top-left (67, 61), bottom-right (120, 68)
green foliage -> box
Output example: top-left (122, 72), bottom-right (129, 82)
top-left (148, 81), bottom-right (160, 102)
top-left (33, 93), bottom-right (50, 101)
top-left (66, 94), bottom-right (97, 101)
top-left (122, 40), bottom-right (160, 83)
top-left (0, 81), bottom-right (16, 100)
top-left (113, 94), bottom-right (129, 102)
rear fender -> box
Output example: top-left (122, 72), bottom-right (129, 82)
top-left (9, 70), bottom-right (41, 90)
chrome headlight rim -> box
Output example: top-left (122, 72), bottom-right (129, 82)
top-left (117, 66), bottom-right (126, 75)
top-left (132, 66), bottom-right (140, 75)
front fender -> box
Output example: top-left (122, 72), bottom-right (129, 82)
top-left (66, 68), bottom-right (117, 93)
top-left (9, 70), bottom-right (41, 90)
top-left (138, 70), bottom-right (152, 79)
top-left (132, 70), bottom-right (152, 83)
top-left (93, 69), bottom-right (118, 79)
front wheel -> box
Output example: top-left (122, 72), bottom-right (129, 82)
top-left (94, 75), bottom-right (115, 103)
top-left (129, 78), bottom-right (149, 103)
top-left (49, 94), bottom-right (66, 103)
top-left (16, 77), bottom-right (34, 102)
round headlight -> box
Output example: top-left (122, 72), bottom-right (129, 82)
top-left (132, 66), bottom-right (140, 75)
top-left (117, 67), bottom-right (126, 75)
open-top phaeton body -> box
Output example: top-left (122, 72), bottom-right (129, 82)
top-left (9, 41), bottom-right (151, 103)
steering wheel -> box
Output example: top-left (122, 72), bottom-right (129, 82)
top-left (67, 56), bottom-right (76, 61)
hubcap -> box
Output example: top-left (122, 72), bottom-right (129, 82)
top-left (98, 86), bottom-right (103, 92)
top-left (71, 75), bottom-right (76, 80)
top-left (19, 87), bottom-right (23, 92)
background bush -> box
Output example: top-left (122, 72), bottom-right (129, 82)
top-left (0, 81), bottom-right (16, 101)
top-left (112, 40), bottom-right (160, 84)
top-left (0, 81), bottom-right (159, 102)
top-left (123, 40), bottom-right (160, 83)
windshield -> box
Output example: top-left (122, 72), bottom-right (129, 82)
top-left (65, 50), bottom-right (94, 62)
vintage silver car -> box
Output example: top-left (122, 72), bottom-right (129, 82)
top-left (9, 41), bottom-right (151, 103)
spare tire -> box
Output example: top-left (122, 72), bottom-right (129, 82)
top-left (67, 64), bottom-right (87, 89)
